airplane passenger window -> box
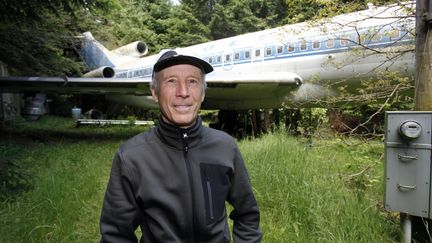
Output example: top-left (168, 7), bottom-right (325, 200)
top-left (340, 36), bottom-right (349, 46)
top-left (245, 51), bottom-right (250, 59)
top-left (359, 34), bottom-right (366, 44)
top-left (234, 52), bottom-right (240, 60)
top-left (277, 46), bottom-right (283, 54)
top-left (217, 56), bottom-right (222, 63)
top-left (287, 43), bottom-right (294, 52)
top-left (209, 57), bottom-right (213, 63)
top-left (255, 49), bottom-right (261, 57)
top-left (326, 38), bottom-right (334, 48)
top-left (300, 39), bottom-right (307, 51)
top-left (312, 40), bottom-right (320, 49)
top-left (265, 47), bottom-right (272, 56)
top-left (386, 29), bottom-right (400, 40)
top-left (225, 54), bottom-right (231, 62)
top-left (372, 32), bottom-right (382, 42)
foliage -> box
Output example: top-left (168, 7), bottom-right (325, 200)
top-left (0, 19), bottom-right (82, 76)
top-left (0, 116), bottom-right (399, 242)
top-left (97, 0), bottom-right (209, 55)
top-left (0, 0), bottom-right (115, 76)
top-left (239, 131), bottom-right (398, 242)
top-left (294, 108), bottom-right (328, 135)
top-left (0, 154), bottom-right (34, 201)
top-left (324, 71), bottom-right (415, 135)
top-left (0, 0), bottom-right (110, 22)
top-left (207, 1), bottom-right (265, 39)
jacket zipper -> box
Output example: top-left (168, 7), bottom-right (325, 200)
top-left (182, 132), bottom-right (197, 242)
top-left (205, 169), bottom-right (214, 220)
top-left (206, 180), bottom-right (215, 220)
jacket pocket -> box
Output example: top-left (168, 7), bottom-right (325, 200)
top-left (200, 163), bottom-right (232, 225)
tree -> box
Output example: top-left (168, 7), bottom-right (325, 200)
top-left (0, 0), bottom-right (116, 76)
top-left (181, 0), bottom-right (230, 25)
top-left (102, 0), bottom-right (209, 54)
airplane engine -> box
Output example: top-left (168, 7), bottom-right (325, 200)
top-left (112, 41), bottom-right (149, 57)
top-left (83, 66), bottom-right (115, 78)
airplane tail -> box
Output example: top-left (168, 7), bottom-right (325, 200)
top-left (80, 32), bottom-right (115, 70)
top-left (80, 32), bottom-right (149, 74)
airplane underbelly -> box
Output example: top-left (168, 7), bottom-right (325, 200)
top-left (107, 95), bottom-right (159, 109)
top-left (202, 83), bottom-right (296, 109)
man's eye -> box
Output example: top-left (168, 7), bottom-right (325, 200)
top-left (166, 79), bottom-right (176, 83)
top-left (188, 79), bottom-right (199, 85)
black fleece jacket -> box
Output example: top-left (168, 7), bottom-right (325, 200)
top-left (100, 117), bottom-right (262, 243)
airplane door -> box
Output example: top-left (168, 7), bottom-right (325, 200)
top-left (223, 52), bottom-right (233, 70)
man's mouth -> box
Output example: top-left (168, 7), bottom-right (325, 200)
top-left (174, 105), bottom-right (192, 112)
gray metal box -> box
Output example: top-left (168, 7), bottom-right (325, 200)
top-left (384, 111), bottom-right (432, 218)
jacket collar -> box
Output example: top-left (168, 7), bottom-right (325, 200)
top-left (156, 116), bottom-right (203, 150)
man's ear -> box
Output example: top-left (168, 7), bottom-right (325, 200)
top-left (201, 93), bottom-right (205, 102)
top-left (151, 88), bottom-right (159, 103)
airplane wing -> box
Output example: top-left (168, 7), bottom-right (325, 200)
top-left (0, 71), bottom-right (303, 110)
top-left (0, 76), bottom-right (152, 95)
top-left (0, 72), bottom-right (302, 95)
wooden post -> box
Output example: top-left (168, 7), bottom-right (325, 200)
top-left (406, 2), bottom-right (432, 242)
top-left (415, 0), bottom-right (432, 110)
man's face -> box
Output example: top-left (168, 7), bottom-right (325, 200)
top-left (152, 64), bottom-right (204, 128)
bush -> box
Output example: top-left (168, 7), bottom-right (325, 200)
top-left (0, 158), bottom-right (33, 201)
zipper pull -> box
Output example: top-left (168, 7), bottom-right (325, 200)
top-left (182, 132), bottom-right (189, 153)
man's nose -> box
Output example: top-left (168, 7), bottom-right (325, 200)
top-left (176, 81), bottom-right (189, 97)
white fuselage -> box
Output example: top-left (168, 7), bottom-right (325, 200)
top-left (101, 2), bottom-right (415, 110)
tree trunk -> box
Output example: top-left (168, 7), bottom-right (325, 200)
top-left (415, 0), bottom-right (432, 110)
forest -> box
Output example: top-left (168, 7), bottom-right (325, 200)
top-left (0, 1), bottom-right (426, 242)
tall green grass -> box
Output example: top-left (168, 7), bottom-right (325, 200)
top-left (239, 131), bottom-right (398, 242)
top-left (0, 141), bottom-right (119, 242)
top-left (0, 117), bottom-right (398, 242)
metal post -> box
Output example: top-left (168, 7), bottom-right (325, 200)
top-left (401, 213), bottom-right (412, 243)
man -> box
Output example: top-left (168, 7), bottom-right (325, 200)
top-left (99, 50), bottom-right (262, 242)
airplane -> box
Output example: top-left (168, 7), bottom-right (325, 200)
top-left (0, 1), bottom-right (416, 128)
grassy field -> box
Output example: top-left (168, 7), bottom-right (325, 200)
top-left (0, 116), bottom-right (399, 242)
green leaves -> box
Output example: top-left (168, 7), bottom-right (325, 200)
top-left (0, 154), bottom-right (34, 201)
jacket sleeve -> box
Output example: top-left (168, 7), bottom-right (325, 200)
top-left (100, 151), bottom-right (143, 243)
top-left (228, 146), bottom-right (262, 243)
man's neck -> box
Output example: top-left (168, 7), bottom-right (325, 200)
top-left (160, 115), bottom-right (197, 129)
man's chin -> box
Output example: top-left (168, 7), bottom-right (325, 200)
top-left (163, 115), bottom-right (197, 128)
